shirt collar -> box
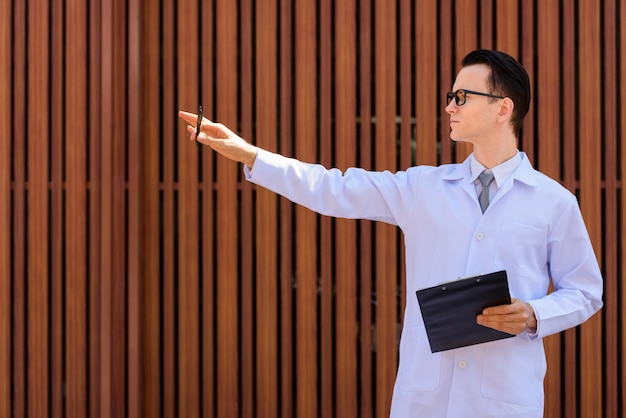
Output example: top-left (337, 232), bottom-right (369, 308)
top-left (469, 151), bottom-right (522, 189)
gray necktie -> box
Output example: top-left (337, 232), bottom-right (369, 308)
top-left (478, 171), bottom-right (495, 213)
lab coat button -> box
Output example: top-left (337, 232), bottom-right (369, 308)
top-left (475, 232), bottom-right (484, 240)
top-left (458, 360), bottom-right (468, 369)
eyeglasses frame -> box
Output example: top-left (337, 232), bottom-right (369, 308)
top-left (446, 89), bottom-right (506, 106)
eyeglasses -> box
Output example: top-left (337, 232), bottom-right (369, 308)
top-left (446, 89), bottom-right (505, 106)
top-left (196, 105), bottom-right (203, 137)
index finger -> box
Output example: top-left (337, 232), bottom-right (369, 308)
top-left (178, 110), bottom-right (199, 124)
top-left (483, 298), bottom-right (524, 315)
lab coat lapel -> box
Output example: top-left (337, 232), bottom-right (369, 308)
top-left (442, 158), bottom-right (481, 211)
top-left (490, 153), bottom-right (539, 207)
top-left (441, 152), bottom-right (540, 213)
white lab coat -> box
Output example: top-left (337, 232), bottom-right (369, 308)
top-left (245, 149), bottom-right (603, 418)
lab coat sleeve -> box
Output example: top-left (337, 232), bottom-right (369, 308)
top-left (526, 196), bottom-right (603, 339)
top-left (244, 148), bottom-right (417, 226)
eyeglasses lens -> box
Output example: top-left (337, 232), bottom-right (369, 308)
top-left (447, 91), bottom-right (466, 106)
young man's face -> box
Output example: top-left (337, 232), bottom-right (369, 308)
top-left (445, 64), bottom-right (503, 145)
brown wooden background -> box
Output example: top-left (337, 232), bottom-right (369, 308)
top-left (1, 0), bottom-right (624, 417)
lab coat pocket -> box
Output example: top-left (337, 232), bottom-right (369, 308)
top-left (494, 221), bottom-right (547, 281)
top-left (395, 325), bottom-right (441, 392)
top-left (480, 338), bottom-right (545, 406)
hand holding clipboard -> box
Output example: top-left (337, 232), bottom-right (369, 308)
top-left (416, 270), bottom-right (515, 353)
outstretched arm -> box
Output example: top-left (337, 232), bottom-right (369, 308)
top-left (178, 110), bottom-right (258, 168)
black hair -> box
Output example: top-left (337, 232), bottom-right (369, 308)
top-left (461, 49), bottom-right (531, 138)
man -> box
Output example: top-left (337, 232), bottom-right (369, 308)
top-left (179, 49), bottom-right (603, 417)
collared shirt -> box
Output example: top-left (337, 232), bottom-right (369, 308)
top-left (245, 149), bottom-right (603, 418)
top-left (470, 152), bottom-right (522, 205)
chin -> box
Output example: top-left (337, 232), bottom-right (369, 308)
top-left (450, 135), bottom-right (468, 143)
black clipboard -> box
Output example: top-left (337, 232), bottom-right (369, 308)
top-left (416, 270), bottom-right (514, 353)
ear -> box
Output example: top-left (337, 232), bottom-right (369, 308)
top-left (497, 97), bottom-right (515, 121)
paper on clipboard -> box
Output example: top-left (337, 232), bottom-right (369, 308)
top-left (415, 270), bottom-right (514, 353)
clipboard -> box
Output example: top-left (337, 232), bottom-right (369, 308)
top-left (415, 270), bottom-right (514, 353)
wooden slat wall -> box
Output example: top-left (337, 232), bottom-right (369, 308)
top-left (536, 2), bottom-right (563, 414)
top-left (255, 0), bottom-right (279, 416)
top-left (65, 0), bottom-right (89, 416)
top-left (603, 1), bottom-right (621, 415)
top-left (374, 2), bottom-right (400, 418)
top-left (0, 1), bottom-right (11, 416)
top-left (12, 1), bottom-right (27, 416)
top-left (578, 3), bottom-right (604, 417)
top-left (621, 2), bottom-right (626, 415)
top-left (294, 3), bottom-right (318, 418)
top-left (358, 3), bottom-right (375, 418)
top-left (2, 1), bottom-right (624, 417)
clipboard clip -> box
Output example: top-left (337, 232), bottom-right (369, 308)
top-left (439, 272), bottom-right (484, 289)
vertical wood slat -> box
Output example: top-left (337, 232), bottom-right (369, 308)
top-left (318, 1), bottom-right (333, 416)
top-left (27, 0), bottom-right (50, 415)
top-left (602, 2), bottom-right (620, 417)
top-left (439, 0), bottom-right (454, 165)
top-left (374, 1), bottom-right (397, 417)
top-left (99, 0), bottom-right (114, 414)
top-left (335, 2), bottom-right (358, 418)
top-left (161, 0), bottom-right (177, 414)
top-left (578, 2), bottom-right (604, 417)
top-left (317, 9), bottom-right (333, 396)
top-left (255, 0), bottom-right (279, 416)
top-left (397, 0), bottom-right (410, 324)
top-left (495, 0), bottom-right (518, 55)
top-left (88, 0), bottom-right (102, 414)
top-left (560, 2), bottom-right (577, 192)
top-left (111, 0), bottom-right (129, 414)
top-left (0, 0), bottom-right (11, 414)
top-left (453, 0), bottom-right (476, 162)
top-left (399, 0), bottom-right (412, 170)
top-left (140, 0), bottom-right (160, 415)
top-left (50, 0), bottom-right (65, 416)
top-left (200, 1), bottom-right (216, 417)
top-left (176, 0), bottom-right (201, 416)
top-left (415, 1), bottom-right (438, 166)
top-left (535, 2), bottom-right (561, 416)
top-left (621, 1), bottom-right (626, 415)
top-left (294, 1), bottom-right (318, 417)
top-left (534, 8), bottom-right (558, 176)
top-left (11, 10), bottom-right (27, 416)
top-left (65, 0), bottom-right (89, 416)
top-left (519, 1), bottom-right (535, 161)
top-left (479, 0), bottom-right (493, 49)
top-left (357, 3), bottom-right (374, 417)
top-left (12, 0), bottom-right (26, 402)
top-left (215, 0), bottom-right (240, 417)
top-left (558, 2), bottom-right (578, 416)
top-left (100, 1), bottom-right (131, 417)
top-left (279, 2), bottom-right (295, 417)
top-left (237, 0), bottom-right (254, 416)
top-left (239, 1), bottom-right (255, 417)
top-left (127, 0), bottom-right (143, 415)
top-left (277, 0), bottom-right (297, 418)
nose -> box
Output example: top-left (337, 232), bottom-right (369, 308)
top-left (445, 100), bottom-right (456, 114)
